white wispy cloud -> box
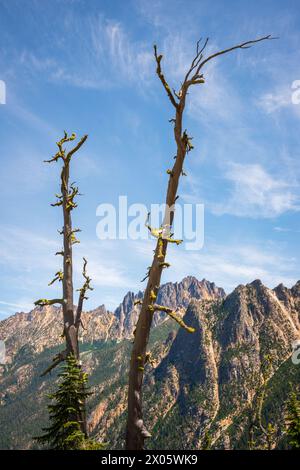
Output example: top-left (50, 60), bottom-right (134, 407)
top-left (0, 300), bottom-right (32, 309)
top-left (0, 299), bottom-right (34, 313)
top-left (8, 98), bottom-right (58, 137)
top-left (0, 225), bottom-right (138, 316)
top-left (73, 239), bottom-right (136, 289)
top-left (163, 240), bottom-right (298, 293)
top-left (0, 225), bottom-right (58, 273)
top-left (211, 162), bottom-right (299, 218)
top-left (17, 14), bottom-right (154, 91)
top-left (0, 224), bottom-right (298, 317)
top-left (0, 225), bottom-right (137, 289)
top-left (131, 235), bottom-right (298, 293)
top-left (273, 226), bottom-right (300, 233)
top-left (181, 160), bottom-right (300, 219)
top-left (257, 86), bottom-right (294, 114)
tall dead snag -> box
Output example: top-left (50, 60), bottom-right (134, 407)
top-left (34, 132), bottom-right (92, 431)
top-left (126, 35), bottom-right (275, 450)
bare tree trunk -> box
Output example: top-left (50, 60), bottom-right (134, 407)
top-left (35, 132), bottom-right (92, 435)
top-left (126, 35), bottom-right (275, 450)
top-left (126, 84), bottom-right (189, 450)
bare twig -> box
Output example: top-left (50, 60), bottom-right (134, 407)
top-left (75, 258), bottom-right (93, 327)
top-left (197, 35), bottom-right (276, 71)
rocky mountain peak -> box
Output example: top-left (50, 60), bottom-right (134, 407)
top-left (92, 304), bottom-right (108, 315)
top-left (115, 277), bottom-right (225, 338)
top-left (0, 277), bottom-right (226, 353)
top-left (218, 279), bottom-right (300, 353)
top-left (291, 280), bottom-right (300, 297)
top-left (179, 276), bottom-right (225, 299)
top-left (249, 279), bottom-right (264, 289)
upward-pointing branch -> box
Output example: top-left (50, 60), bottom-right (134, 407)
top-left (75, 257), bottom-right (93, 328)
top-left (67, 135), bottom-right (88, 160)
top-left (197, 35), bottom-right (276, 71)
top-left (154, 45), bottom-right (179, 109)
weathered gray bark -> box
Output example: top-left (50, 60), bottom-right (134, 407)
top-left (126, 35), bottom-right (274, 450)
top-left (35, 132), bottom-right (92, 433)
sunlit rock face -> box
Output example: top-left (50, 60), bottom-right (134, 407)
top-left (0, 278), bottom-right (299, 450)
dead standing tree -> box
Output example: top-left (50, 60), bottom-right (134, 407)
top-left (35, 132), bottom-right (92, 410)
top-left (126, 35), bottom-right (275, 450)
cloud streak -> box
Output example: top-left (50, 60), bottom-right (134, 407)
top-left (15, 14), bottom-right (154, 91)
top-left (211, 163), bottom-right (299, 218)
top-left (164, 240), bottom-right (298, 293)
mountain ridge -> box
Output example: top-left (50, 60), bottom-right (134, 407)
top-left (0, 277), bottom-right (299, 450)
top-left (0, 277), bottom-right (225, 363)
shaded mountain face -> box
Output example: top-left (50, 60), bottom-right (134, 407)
top-left (0, 278), bottom-right (299, 450)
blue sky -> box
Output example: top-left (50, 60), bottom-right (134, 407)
top-left (0, 0), bottom-right (300, 318)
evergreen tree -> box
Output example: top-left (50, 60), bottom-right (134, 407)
top-left (35, 355), bottom-right (103, 450)
top-left (285, 388), bottom-right (300, 449)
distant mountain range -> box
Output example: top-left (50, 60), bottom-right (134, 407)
top-left (0, 277), bottom-right (299, 449)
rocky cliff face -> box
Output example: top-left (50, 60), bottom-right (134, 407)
top-left (143, 280), bottom-right (300, 449)
top-left (0, 278), bottom-right (299, 450)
